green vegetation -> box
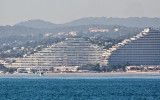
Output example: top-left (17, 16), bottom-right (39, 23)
top-left (103, 63), bottom-right (130, 72)
top-left (0, 37), bottom-right (65, 58)
top-left (88, 37), bottom-right (123, 49)
top-left (78, 63), bottom-right (132, 72)
top-left (0, 64), bottom-right (17, 73)
top-left (49, 67), bottom-right (54, 72)
top-left (78, 64), bottom-right (106, 72)
top-left (0, 64), bottom-right (6, 71)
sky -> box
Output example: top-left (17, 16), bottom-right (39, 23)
top-left (0, 0), bottom-right (160, 25)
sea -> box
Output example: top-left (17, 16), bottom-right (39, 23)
top-left (0, 75), bottom-right (160, 100)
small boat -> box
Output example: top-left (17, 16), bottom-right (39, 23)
top-left (39, 71), bottom-right (44, 76)
top-left (39, 66), bottom-right (44, 76)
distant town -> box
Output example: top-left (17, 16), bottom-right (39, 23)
top-left (0, 18), bottom-right (160, 74)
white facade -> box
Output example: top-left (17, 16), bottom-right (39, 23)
top-left (101, 28), bottom-right (160, 66)
top-left (7, 38), bottom-right (105, 69)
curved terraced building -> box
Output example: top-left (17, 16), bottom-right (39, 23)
top-left (101, 28), bottom-right (160, 65)
top-left (9, 38), bottom-right (105, 69)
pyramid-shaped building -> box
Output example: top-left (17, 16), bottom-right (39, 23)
top-left (101, 28), bottom-right (160, 65)
top-left (10, 38), bottom-right (105, 69)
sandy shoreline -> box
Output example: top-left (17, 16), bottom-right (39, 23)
top-left (0, 72), bottom-right (160, 76)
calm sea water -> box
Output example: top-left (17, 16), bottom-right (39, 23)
top-left (0, 75), bottom-right (160, 100)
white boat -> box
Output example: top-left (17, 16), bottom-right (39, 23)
top-left (39, 71), bottom-right (44, 76)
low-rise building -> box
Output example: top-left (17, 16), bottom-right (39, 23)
top-left (54, 66), bottom-right (78, 72)
top-left (89, 28), bottom-right (109, 33)
top-left (126, 65), bottom-right (160, 72)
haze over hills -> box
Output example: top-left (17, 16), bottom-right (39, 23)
top-left (0, 26), bottom-right (42, 37)
top-left (13, 17), bottom-right (160, 29)
top-left (1, 17), bottom-right (160, 40)
top-left (0, 17), bottom-right (159, 49)
top-left (0, 24), bottom-right (140, 38)
top-left (15, 19), bottom-right (59, 29)
top-left (65, 17), bottom-right (160, 28)
top-left (1, 17), bottom-right (158, 59)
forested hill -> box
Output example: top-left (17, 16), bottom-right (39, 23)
top-left (0, 25), bottom-right (141, 38)
top-left (15, 19), bottom-right (59, 29)
top-left (13, 17), bottom-right (160, 29)
top-left (65, 17), bottom-right (160, 28)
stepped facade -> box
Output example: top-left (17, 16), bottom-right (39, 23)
top-left (101, 28), bottom-right (160, 66)
top-left (8, 38), bottom-right (105, 69)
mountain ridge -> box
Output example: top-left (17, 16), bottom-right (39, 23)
top-left (13, 17), bottom-right (160, 28)
top-left (15, 19), bottom-right (59, 29)
top-left (64, 17), bottom-right (160, 28)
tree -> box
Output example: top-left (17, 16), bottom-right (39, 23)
top-left (92, 63), bottom-right (101, 72)
top-left (0, 64), bottom-right (6, 71)
top-left (50, 67), bottom-right (54, 72)
top-left (0, 64), bottom-right (17, 73)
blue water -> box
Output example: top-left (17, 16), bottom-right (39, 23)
top-left (0, 75), bottom-right (160, 100)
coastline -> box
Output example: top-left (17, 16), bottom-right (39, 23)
top-left (0, 72), bottom-right (160, 76)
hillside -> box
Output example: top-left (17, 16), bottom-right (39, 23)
top-left (0, 24), bottom-right (142, 49)
top-left (0, 24), bottom-right (142, 38)
top-left (1, 17), bottom-right (156, 51)
top-left (65, 17), bottom-right (160, 28)
top-left (0, 26), bottom-right (42, 37)
top-left (14, 17), bottom-right (160, 29)
top-left (15, 19), bottom-right (59, 29)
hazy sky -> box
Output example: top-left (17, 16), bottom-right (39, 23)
top-left (0, 0), bottom-right (160, 25)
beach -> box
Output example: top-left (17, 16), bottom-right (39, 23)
top-left (1, 72), bottom-right (160, 76)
